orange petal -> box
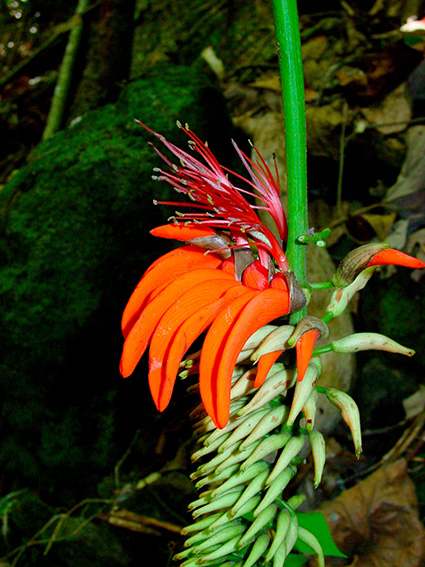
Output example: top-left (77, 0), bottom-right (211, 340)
top-left (295, 329), bottom-right (320, 383)
top-left (164, 284), bottom-right (251, 383)
top-left (242, 260), bottom-right (269, 290)
top-left (270, 273), bottom-right (289, 292)
top-left (150, 224), bottom-right (216, 240)
top-left (148, 279), bottom-right (243, 411)
top-left (199, 291), bottom-right (259, 427)
top-left (119, 268), bottom-right (233, 378)
top-left (368, 249), bottom-right (425, 269)
top-left (201, 288), bottom-right (290, 428)
top-left (254, 350), bottom-right (284, 388)
top-left (121, 246), bottom-right (222, 337)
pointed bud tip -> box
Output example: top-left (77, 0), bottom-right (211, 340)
top-left (368, 248), bottom-right (425, 269)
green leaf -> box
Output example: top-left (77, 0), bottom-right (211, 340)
top-left (284, 554), bottom-right (309, 567)
top-left (295, 512), bottom-right (346, 557)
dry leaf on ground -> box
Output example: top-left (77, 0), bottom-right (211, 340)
top-left (315, 459), bottom-right (424, 567)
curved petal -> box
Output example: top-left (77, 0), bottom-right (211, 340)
top-left (164, 284), bottom-right (252, 381)
top-left (148, 279), bottom-right (244, 411)
top-left (150, 224), bottom-right (216, 240)
top-left (368, 248), bottom-right (425, 269)
top-left (119, 268), bottom-right (234, 378)
top-left (254, 350), bottom-right (284, 388)
top-left (121, 246), bottom-right (222, 337)
top-left (199, 291), bottom-right (259, 426)
top-left (201, 288), bottom-right (290, 428)
top-left (295, 329), bottom-right (320, 383)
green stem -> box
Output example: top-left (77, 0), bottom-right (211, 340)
top-left (271, 0), bottom-right (308, 325)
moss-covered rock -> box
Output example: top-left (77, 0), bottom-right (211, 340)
top-left (0, 65), bottom-right (235, 502)
top-left (356, 270), bottom-right (425, 428)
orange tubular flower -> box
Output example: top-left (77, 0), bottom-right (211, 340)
top-left (120, 122), bottom-right (300, 428)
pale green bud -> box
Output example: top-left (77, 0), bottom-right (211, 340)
top-left (230, 368), bottom-right (257, 400)
top-left (332, 332), bottom-right (415, 357)
top-left (287, 359), bottom-right (321, 427)
top-left (297, 527), bottom-right (325, 567)
top-left (184, 519), bottom-right (241, 547)
top-left (238, 504), bottom-right (277, 548)
top-left (191, 432), bottom-right (232, 462)
top-left (199, 534), bottom-right (243, 562)
top-left (214, 441), bottom-right (261, 475)
top-left (209, 495), bottom-right (261, 531)
top-left (285, 514), bottom-right (299, 555)
top-left (212, 461), bottom-right (270, 497)
top-left (250, 325), bottom-right (294, 362)
top-left (230, 470), bottom-right (269, 516)
top-left (302, 387), bottom-right (318, 431)
top-left (270, 540), bottom-right (287, 567)
top-left (287, 494), bottom-right (306, 511)
top-left (242, 325), bottom-right (279, 351)
top-left (237, 367), bottom-right (295, 417)
top-left (192, 443), bottom-right (241, 480)
top-left (181, 513), bottom-right (223, 535)
top-left (240, 431), bottom-right (291, 472)
top-left (326, 388), bottom-right (362, 457)
top-left (192, 488), bottom-right (245, 518)
top-left (241, 532), bottom-right (270, 567)
top-left (219, 406), bottom-right (273, 452)
top-left (192, 524), bottom-right (246, 554)
top-left (308, 430), bottom-right (326, 488)
top-left (240, 405), bottom-right (289, 450)
top-left (265, 508), bottom-right (291, 561)
top-left (266, 436), bottom-right (305, 485)
top-left (327, 265), bottom-right (375, 318)
top-left (254, 466), bottom-right (296, 516)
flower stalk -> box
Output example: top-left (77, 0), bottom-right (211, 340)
top-left (271, 0), bottom-right (308, 324)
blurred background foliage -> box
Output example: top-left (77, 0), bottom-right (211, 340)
top-left (2, 0), bottom-right (425, 565)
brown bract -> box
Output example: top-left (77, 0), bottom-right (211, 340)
top-left (315, 459), bottom-right (424, 567)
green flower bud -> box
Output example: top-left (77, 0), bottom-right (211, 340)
top-left (240, 405), bottom-right (289, 450)
top-left (192, 488), bottom-right (245, 518)
top-left (308, 430), bottom-right (326, 488)
top-left (199, 534), bottom-right (243, 563)
top-left (192, 524), bottom-right (246, 554)
top-left (250, 325), bottom-right (294, 362)
top-left (230, 470), bottom-right (269, 516)
top-left (332, 332), bottom-right (414, 357)
top-left (219, 406), bottom-right (272, 452)
top-left (285, 514), bottom-right (299, 555)
top-left (265, 508), bottom-right (291, 561)
top-left (237, 367), bottom-right (295, 416)
top-left (326, 388), bottom-right (362, 457)
top-left (297, 527), bottom-right (325, 567)
top-left (238, 504), bottom-right (276, 548)
top-left (287, 359), bottom-right (321, 427)
top-left (266, 436), bottom-right (305, 485)
top-left (302, 387), bottom-right (318, 431)
top-left (254, 466), bottom-right (296, 516)
top-left (241, 532), bottom-right (270, 567)
top-left (212, 461), bottom-right (270, 497)
top-left (240, 431), bottom-right (292, 472)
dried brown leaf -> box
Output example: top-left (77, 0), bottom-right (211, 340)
top-left (316, 459), bottom-right (424, 567)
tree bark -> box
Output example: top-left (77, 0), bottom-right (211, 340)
top-left (69, 0), bottom-right (136, 121)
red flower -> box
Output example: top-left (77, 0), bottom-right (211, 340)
top-left (120, 123), bottom-right (295, 428)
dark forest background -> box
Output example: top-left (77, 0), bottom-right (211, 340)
top-left (2, 0), bottom-right (425, 565)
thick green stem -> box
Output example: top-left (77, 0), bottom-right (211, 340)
top-left (271, 0), bottom-right (308, 324)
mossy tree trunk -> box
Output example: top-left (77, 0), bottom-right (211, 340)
top-left (69, 0), bottom-right (136, 122)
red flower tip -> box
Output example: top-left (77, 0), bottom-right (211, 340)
top-left (367, 249), bottom-right (425, 269)
top-left (242, 260), bottom-right (269, 290)
top-left (150, 224), bottom-right (216, 241)
top-left (296, 329), bottom-right (320, 383)
top-left (254, 350), bottom-right (284, 388)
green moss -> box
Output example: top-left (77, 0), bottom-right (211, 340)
top-left (0, 65), bottom-right (234, 502)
